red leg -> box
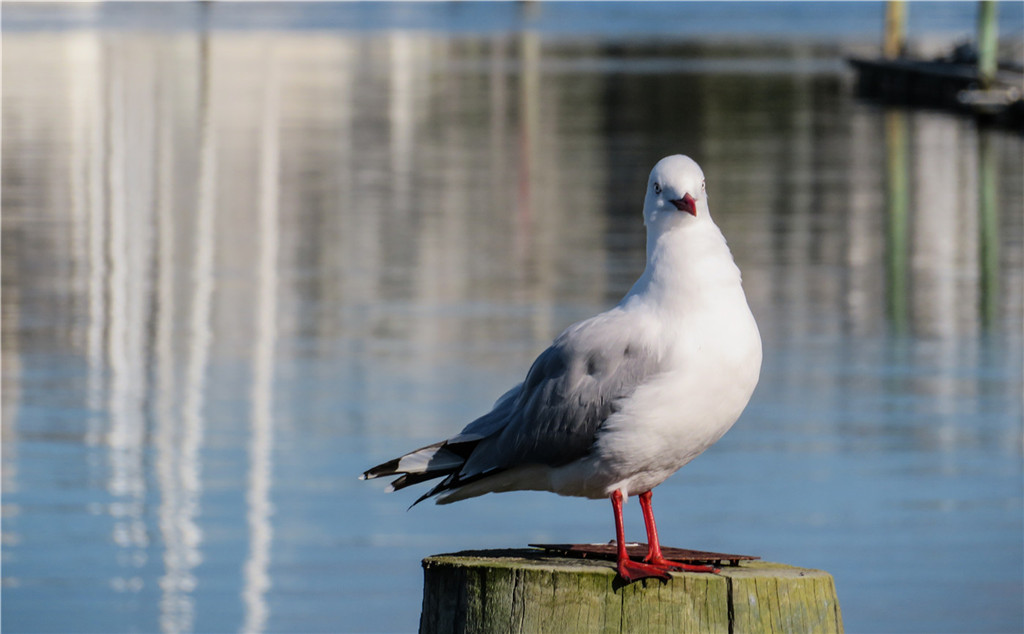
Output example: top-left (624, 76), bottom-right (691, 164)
top-left (610, 490), bottom-right (671, 582)
top-left (638, 490), bottom-right (665, 562)
top-left (638, 490), bottom-right (719, 573)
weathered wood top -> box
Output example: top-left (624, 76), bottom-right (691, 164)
top-left (425, 547), bottom-right (822, 579)
top-left (421, 549), bottom-right (843, 634)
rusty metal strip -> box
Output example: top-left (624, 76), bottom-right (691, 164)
top-left (529, 543), bottom-right (759, 567)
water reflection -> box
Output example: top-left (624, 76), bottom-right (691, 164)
top-left (161, 35), bottom-right (214, 634)
top-left (2, 24), bottom-right (1021, 634)
top-left (241, 43), bottom-right (282, 634)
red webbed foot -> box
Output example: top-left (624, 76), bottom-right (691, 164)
top-left (616, 557), bottom-right (673, 582)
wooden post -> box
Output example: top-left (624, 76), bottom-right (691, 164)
top-left (976, 0), bottom-right (998, 89)
top-left (883, 1), bottom-right (907, 59)
top-left (420, 549), bottom-right (843, 634)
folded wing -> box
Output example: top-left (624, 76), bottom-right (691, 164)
top-left (361, 317), bottom-right (663, 505)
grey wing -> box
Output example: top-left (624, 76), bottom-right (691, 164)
top-left (459, 330), bottom-right (663, 477)
top-left (447, 384), bottom-right (523, 444)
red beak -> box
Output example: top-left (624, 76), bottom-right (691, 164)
top-left (669, 193), bottom-right (697, 217)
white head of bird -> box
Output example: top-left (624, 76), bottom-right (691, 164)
top-left (643, 154), bottom-right (708, 230)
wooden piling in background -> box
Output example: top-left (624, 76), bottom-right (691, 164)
top-left (976, 0), bottom-right (998, 89)
top-left (883, 0), bottom-right (907, 59)
top-left (419, 549), bottom-right (843, 634)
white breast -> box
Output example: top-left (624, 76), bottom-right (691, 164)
top-left (592, 292), bottom-right (762, 497)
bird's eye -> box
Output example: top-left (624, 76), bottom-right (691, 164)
top-left (653, 183), bottom-right (662, 195)
top-left (701, 180), bottom-right (706, 191)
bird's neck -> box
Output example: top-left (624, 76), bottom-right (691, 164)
top-left (627, 220), bottom-right (744, 310)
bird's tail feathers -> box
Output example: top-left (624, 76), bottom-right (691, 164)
top-left (361, 440), bottom-right (479, 501)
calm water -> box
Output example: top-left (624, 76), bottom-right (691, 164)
top-left (3, 4), bottom-right (1023, 633)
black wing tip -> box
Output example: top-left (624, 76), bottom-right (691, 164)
top-left (407, 474), bottom-right (456, 509)
top-left (361, 457), bottom-right (402, 481)
top-left (389, 471), bottom-right (450, 493)
top-left (362, 440), bottom-right (456, 482)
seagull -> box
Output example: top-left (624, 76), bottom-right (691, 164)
top-left (361, 155), bottom-right (762, 582)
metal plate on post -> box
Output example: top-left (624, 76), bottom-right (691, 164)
top-left (529, 543), bottom-right (759, 567)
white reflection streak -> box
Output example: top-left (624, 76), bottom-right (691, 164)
top-left (85, 35), bottom-right (107, 447)
top-left (159, 39), bottom-right (217, 634)
top-left (489, 36), bottom-right (509, 214)
top-left (69, 34), bottom-right (91, 373)
top-left (106, 49), bottom-right (130, 454)
top-left (911, 116), bottom-right (978, 455)
top-left (844, 109), bottom-right (884, 334)
top-left (154, 48), bottom-right (191, 634)
top-left (105, 45), bottom-right (151, 590)
top-left (241, 48), bottom-right (280, 634)
top-left (389, 33), bottom-right (415, 193)
top-left (912, 115), bottom-right (972, 340)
